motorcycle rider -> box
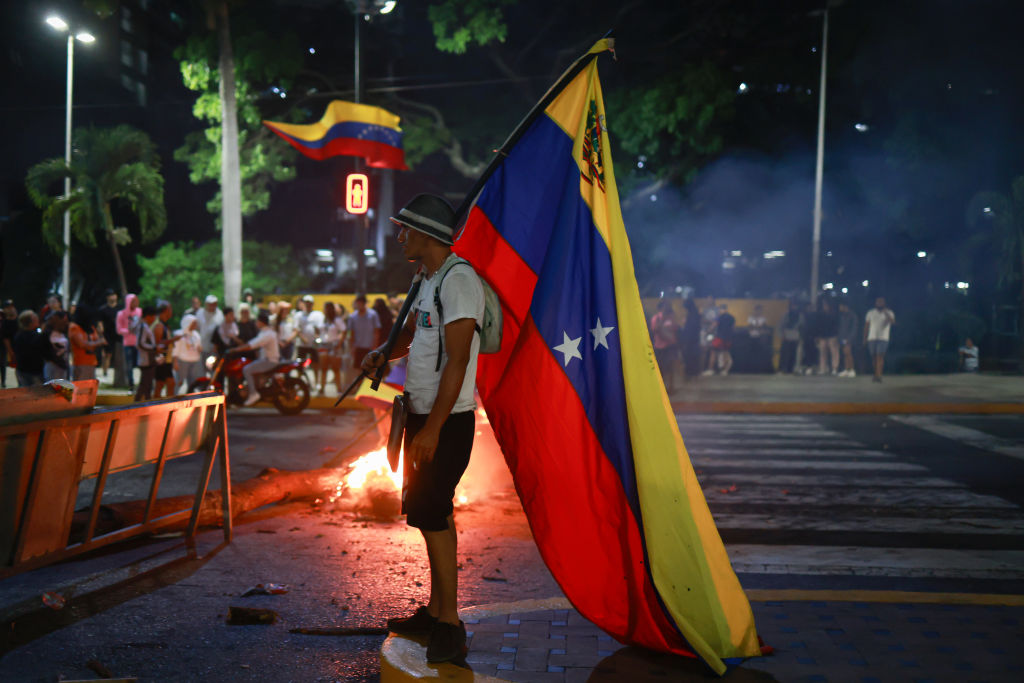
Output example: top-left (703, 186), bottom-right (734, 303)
top-left (233, 312), bottom-right (279, 406)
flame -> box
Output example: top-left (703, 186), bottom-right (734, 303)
top-left (343, 447), bottom-right (403, 491)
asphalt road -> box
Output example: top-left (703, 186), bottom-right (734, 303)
top-left (2, 410), bottom-right (1023, 681)
top-left (680, 413), bottom-right (1024, 595)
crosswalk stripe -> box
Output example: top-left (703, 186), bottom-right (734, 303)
top-left (693, 448), bottom-right (891, 458)
top-left (711, 514), bottom-right (1024, 535)
top-left (677, 415), bottom-right (816, 423)
top-left (691, 458), bottom-right (927, 471)
top-left (725, 545), bottom-right (1024, 579)
top-left (697, 473), bottom-right (960, 488)
top-left (702, 486), bottom-right (1017, 509)
top-left (890, 415), bottom-right (1024, 461)
top-left (685, 438), bottom-right (864, 447)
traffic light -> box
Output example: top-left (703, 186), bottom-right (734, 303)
top-left (345, 173), bottom-right (369, 214)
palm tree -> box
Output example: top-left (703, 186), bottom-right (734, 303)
top-left (25, 125), bottom-right (166, 298)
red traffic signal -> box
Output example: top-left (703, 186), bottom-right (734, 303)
top-left (345, 173), bottom-right (369, 214)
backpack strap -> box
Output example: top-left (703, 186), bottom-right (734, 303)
top-left (433, 256), bottom-right (482, 372)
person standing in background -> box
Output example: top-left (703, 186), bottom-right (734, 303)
top-left (153, 301), bottom-right (179, 398)
top-left (649, 299), bottom-right (678, 393)
top-left (815, 298), bottom-right (840, 376)
top-left (97, 290), bottom-right (120, 382)
top-left (680, 298), bottom-right (702, 380)
top-left (173, 314), bottom-right (203, 393)
top-left (134, 306), bottom-right (158, 401)
top-left (13, 310), bottom-right (46, 387)
top-left (68, 305), bottom-right (106, 381)
top-left (837, 302), bottom-right (859, 377)
top-left (864, 297), bottom-right (895, 383)
top-left (373, 297), bottom-right (395, 346)
top-left (706, 304), bottom-right (735, 376)
top-left (959, 337), bottom-right (979, 372)
top-left (42, 311), bottom-right (70, 381)
top-left (778, 304), bottom-right (803, 374)
top-left (1, 299), bottom-right (18, 388)
top-left (236, 303), bottom-right (259, 360)
top-left (116, 294), bottom-right (141, 390)
top-left (319, 301), bottom-right (347, 395)
top-left (196, 295), bottom-right (224, 356)
top-left (347, 294), bottom-right (380, 382)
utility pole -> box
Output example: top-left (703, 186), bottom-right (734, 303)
top-left (810, 5), bottom-right (829, 306)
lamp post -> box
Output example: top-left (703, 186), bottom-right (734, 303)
top-left (46, 15), bottom-right (95, 310)
top-left (810, 6), bottom-right (828, 307)
top-left (347, 1), bottom-right (396, 295)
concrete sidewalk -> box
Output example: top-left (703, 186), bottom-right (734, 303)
top-left (383, 594), bottom-right (1024, 682)
top-left (93, 372), bottom-right (1024, 413)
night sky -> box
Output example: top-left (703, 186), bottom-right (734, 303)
top-left (2, 0), bottom-right (1023, 331)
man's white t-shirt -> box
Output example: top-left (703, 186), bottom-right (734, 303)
top-left (406, 256), bottom-right (485, 415)
top-left (865, 308), bottom-right (895, 341)
top-left (294, 309), bottom-right (325, 345)
top-left (196, 307), bottom-right (224, 352)
top-left (251, 327), bottom-right (280, 362)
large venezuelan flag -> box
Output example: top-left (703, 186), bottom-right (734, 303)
top-left (454, 40), bottom-right (762, 674)
top-left (263, 100), bottom-right (407, 170)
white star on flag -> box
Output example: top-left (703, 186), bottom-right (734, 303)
top-left (590, 318), bottom-right (615, 350)
top-left (553, 331), bottom-right (583, 367)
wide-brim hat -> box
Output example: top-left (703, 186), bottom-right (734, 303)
top-left (390, 194), bottom-right (456, 246)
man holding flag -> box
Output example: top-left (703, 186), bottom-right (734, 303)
top-left (362, 194), bottom-right (485, 664)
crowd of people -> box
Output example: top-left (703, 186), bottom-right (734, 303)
top-left (0, 288), bottom-right (403, 400)
top-left (650, 296), bottom-right (900, 387)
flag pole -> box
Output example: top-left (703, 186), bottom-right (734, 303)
top-left (333, 270), bottom-right (423, 406)
top-left (453, 36), bottom-right (614, 226)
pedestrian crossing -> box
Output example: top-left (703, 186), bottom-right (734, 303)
top-left (677, 414), bottom-right (1024, 580)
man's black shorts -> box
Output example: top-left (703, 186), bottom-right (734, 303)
top-left (155, 363), bottom-right (174, 381)
top-left (402, 411), bottom-right (474, 532)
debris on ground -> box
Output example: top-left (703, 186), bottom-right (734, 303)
top-left (240, 583), bottom-right (289, 597)
top-left (86, 659), bottom-right (114, 678)
top-left (226, 606), bottom-right (279, 625)
top-left (41, 592), bottom-right (66, 610)
top-left (288, 626), bottom-right (388, 636)
top-left (482, 575), bottom-right (508, 582)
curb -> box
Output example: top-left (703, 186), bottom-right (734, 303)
top-left (95, 393), bottom-right (368, 411)
top-left (95, 393), bottom-right (1023, 415)
top-left (379, 590), bottom-right (1024, 682)
top-left (670, 401), bottom-right (1024, 415)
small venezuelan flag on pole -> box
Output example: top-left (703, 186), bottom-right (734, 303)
top-left (263, 100), bottom-right (408, 170)
top-left (454, 38), bottom-right (764, 674)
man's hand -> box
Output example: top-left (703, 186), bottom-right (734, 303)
top-left (408, 423), bottom-right (441, 467)
top-left (360, 348), bottom-right (388, 374)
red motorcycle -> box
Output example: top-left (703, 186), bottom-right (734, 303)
top-left (189, 352), bottom-right (312, 415)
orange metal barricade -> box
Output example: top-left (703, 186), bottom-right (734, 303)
top-left (0, 390), bottom-right (231, 578)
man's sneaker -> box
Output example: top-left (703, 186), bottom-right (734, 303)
top-left (426, 620), bottom-right (467, 663)
top-left (243, 392), bottom-right (261, 406)
top-left (386, 606), bottom-right (437, 636)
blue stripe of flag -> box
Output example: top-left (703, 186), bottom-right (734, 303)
top-left (292, 121), bottom-right (404, 150)
top-left (474, 114), bottom-right (640, 525)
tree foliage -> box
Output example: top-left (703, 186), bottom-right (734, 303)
top-left (25, 125), bottom-right (167, 297)
top-left (427, 0), bottom-right (516, 54)
top-left (173, 29), bottom-right (303, 223)
top-left (609, 65), bottom-right (734, 189)
top-left (137, 240), bottom-right (309, 313)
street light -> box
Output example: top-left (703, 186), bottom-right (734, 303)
top-left (46, 14), bottom-right (95, 309)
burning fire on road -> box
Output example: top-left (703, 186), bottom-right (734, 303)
top-left (326, 408), bottom-right (506, 520)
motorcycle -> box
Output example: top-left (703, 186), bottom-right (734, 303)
top-left (188, 351), bottom-right (312, 415)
